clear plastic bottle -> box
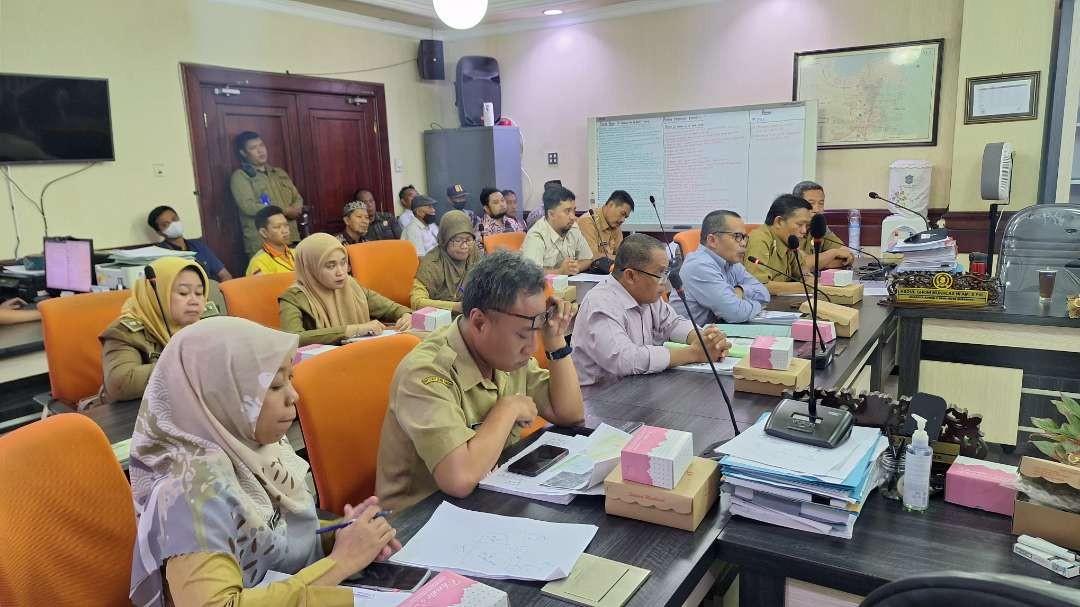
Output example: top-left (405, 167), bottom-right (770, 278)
top-left (902, 414), bottom-right (932, 512)
top-left (847, 209), bottom-right (862, 261)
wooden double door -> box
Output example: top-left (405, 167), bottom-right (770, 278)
top-left (182, 64), bottom-right (393, 275)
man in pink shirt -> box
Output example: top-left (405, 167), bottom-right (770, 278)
top-left (572, 234), bottom-right (731, 399)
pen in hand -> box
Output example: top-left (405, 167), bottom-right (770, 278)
top-left (316, 510), bottom-right (392, 534)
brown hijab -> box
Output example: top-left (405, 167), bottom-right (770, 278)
top-left (292, 233), bottom-right (372, 328)
top-left (415, 210), bottom-right (481, 302)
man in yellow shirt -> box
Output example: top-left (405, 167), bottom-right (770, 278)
top-left (245, 206), bottom-right (297, 276)
top-left (792, 180), bottom-right (854, 270)
top-left (744, 194), bottom-right (816, 295)
top-left (230, 131), bottom-right (305, 256)
top-left (577, 190), bottom-right (633, 260)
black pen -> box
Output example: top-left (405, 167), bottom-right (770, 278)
top-left (316, 510), bottom-right (392, 534)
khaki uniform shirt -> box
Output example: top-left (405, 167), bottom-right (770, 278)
top-left (743, 225), bottom-right (803, 284)
top-left (576, 212), bottom-right (623, 259)
top-left (278, 284), bottom-right (410, 347)
top-left (800, 227), bottom-right (843, 256)
top-left (375, 321), bottom-right (553, 512)
top-left (521, 219), bottom-right (594, 270)
top-left (230, 165), bottom-right (304, 256)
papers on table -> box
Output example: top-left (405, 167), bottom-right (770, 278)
top-left (751, 310), bottom-right (802, 325)
top-left (392, 502), bottom-right (598, 581)
top-left (1, 264), bottom-right (44, 277)
top-left (567, 273), bottom-right (605, 284)
top-left (888, 237), bottom-right (958, 273)
top-left (861, 280), bottom-right (889, 297)
top-left (342, 329), bottom-right (400, 344)
top-left (674, 357), bottom-right (741, 375)
top-left (479, 424), bottom-right (633, 504)
top-left (108, 245), bottom-right (197, 264)
top-left (258, 570), bottom-right (411, 606)
top-left (711, 324), bottom-right (790, 339)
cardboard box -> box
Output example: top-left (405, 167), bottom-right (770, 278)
top-left (791, 319), bottom-right (837, 343)
top-left (1012, 456), bottom-right (1080, 551)
top-left (411, 306), bottom-right (452, 332)
top-left (294, 344), bottom-right (336, 364)
top-left (749, 336), bottom-right (794, 370)
top-left (620, 425), bottom-right (694, 489)
top-left (944, 456), bottom-right (1017, 516)
top-left (733, 357), bottom-right (811, 396)
top-left (819, 283), bottom-right (863, 305)
top-left (546, 274), bottom-right (570, 291)
top-left (400, 570), bottom-right (509, 607)
top-left (819, 269), bottom-right (853, 287)
top-left (605, 457), bottom-right (720, 532)
top-left (799, 301), bottom-right (859, 337)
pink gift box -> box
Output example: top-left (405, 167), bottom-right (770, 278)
top-left (944, 456), bottom-right (1018, 516)
top-left (749, 336), bottom-right (794, 370)
top-left (620, 425), bottom-right (694, 489)
top-left (791, 319), bottom-right (837, 343)
top-left (411, 306), bottom-right (452, 332)
top-left (819, 269), bottom-right (853, 287)
top-left (545, 274), bottom-right (569, 291)
top-left (400, 571), bottom-right (508, 607)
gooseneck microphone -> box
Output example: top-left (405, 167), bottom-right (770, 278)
top-left (868, 191), bottom-right (949, 245)
top-left (650, 195), bottom-right (740, 435)
top-left (476, 219), bottom-right (487, 256)
top-left (143, 265), bottom-right (172, 338)
top-left (868, 191), bottom-right (929, 231)
top-left (784, 235), bottom-right (826, 352)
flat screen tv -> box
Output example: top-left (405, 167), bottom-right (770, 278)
top-left (0, 73), bottom-right (115, 164)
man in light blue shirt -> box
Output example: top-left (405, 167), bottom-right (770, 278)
top-left (676, 210), bottom-right (770, 324)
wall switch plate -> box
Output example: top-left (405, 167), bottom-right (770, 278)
top-left (547, 152), bottom-right (559, 166)
top-left (152, 163), bottom-right (166, 177)
top-left (394, 157), bottom-right (404, 173)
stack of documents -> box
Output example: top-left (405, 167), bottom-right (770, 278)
top-left (889, 237), bottom-right (958, 273)
top-left (392, 502), bottom-right (598, 581)
top-left (750, 310), bottom-right (803, 325)
top-left (672, 337), bottom-right (752, 375)
top-left (714, 413), bottom-right (888, 539)
top-left (108, 245), bottom-right (196, 264)
top-left (479, 424), bottom-right (633, 504)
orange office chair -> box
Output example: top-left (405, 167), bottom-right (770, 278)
top-left (219, 271), bottom-right (295, 329)
top-left (0, 414), bottom-right (136, 606)
top-left (483, 231), bottom-right (526, 253)
top-left (347, 241), bottom-right (418, 308)
top-left (673, 228), bottom-right (701, 255)
top-left (38, 290), bottom-right (131, 406)
top-left (292, 333), bottom-right (421, 514)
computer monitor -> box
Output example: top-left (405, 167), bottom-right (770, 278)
top-left (44, 237), bottom-right (94, 293)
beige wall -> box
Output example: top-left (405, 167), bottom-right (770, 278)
top-left (445, 0), bottom-right (965, 213)
top-left (948, 0), bottom-right (1056, 212)
top-left (0, 0), bottom-right (442, 258)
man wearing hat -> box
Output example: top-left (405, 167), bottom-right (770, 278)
top-left (400, 194), bottom-right (440, 256)
top-left (438, 183), bottom-right (477, 225)
top-left (335, 197), bottom-right (372, 245)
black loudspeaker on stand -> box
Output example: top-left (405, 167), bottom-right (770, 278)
top-left (455, 56), bottom-right (501, 127)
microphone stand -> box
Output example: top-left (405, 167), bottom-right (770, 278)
top-left (650, 196), bottom-right (740, 436)
top-left (783, 248), bottom-right (834, 368)
top-left (869, 191), bottom-right (948, 243)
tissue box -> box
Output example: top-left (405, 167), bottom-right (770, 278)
top-left (605, 457), bottom-right (719, 531)
top-left (733, 357), bottom-right (811, 396)
top-left (411, 306), bottom-right (452, 332)
top-left (800, 300), bottom-right (859, 337)
top-left (819, 283), bottom-right (863, 305)
top-left (944, 456), bottom-right (1017, 516)
top-left (819, 269), bottom-right (854, 287)
top-left (791, 319), bottom-right (837, 343)
top-left (545, 274), bottom-right (569, 291)
top-left (294, 344), bottom-right (336, 364)
top-left (749, 336), bottom-right (794, 370)
top-left (401, 571), bottom-right (508, 607)
top-left (1012, 456), bottom-right (1080, 551)
top-left (620, 425), bottom-right (694, 490)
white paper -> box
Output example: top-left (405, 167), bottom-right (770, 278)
top-left (861, 281), bottom-right (889, 297)
top-left (1, 264), bottom-right (45, 277)
top-left (108, 245), bottom-right (197, 260)
top-left (258, 570), bottom-right (411, 606)
top-left (342, 329), bottom-right (400, 344)
top-left (567, 273), bottom-right (605, 283)
top-left (751, 311), bottom-right (802, 325)
top-left (972, 79), bottom-right (1033, 117)
top-left (391, 502), bottom-right (597, 581)
top-left (674, 357), bottom-right (741, 375)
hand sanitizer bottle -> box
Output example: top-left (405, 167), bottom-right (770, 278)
top-left (903, 414), bottom-right (932, 512)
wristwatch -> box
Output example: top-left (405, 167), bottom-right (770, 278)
top-left (546, 344), bottom-right (573, 361)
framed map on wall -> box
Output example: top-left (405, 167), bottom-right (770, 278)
top-left (794, 39), bottom-right (944, 149)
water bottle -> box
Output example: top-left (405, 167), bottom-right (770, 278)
top-left (847, 209), bottom-right (862, 261)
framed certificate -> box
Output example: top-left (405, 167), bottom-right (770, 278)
top-left (964, 72), bottom-right (1040, 124)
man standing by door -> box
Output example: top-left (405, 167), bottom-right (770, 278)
top-left (230, 131), bottom-right (305, 257)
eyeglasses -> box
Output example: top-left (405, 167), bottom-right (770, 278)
top-left (711, 231), bottom-right (749, 244)
top-left (488, 305), bottom-right (555, 330)
top-left (628, 267), bottom-right (670, 283)
top-left (448, 236), bottom-right (475, 247)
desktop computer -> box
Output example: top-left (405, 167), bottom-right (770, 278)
top-left (43, 237), bottom-right (95, 294)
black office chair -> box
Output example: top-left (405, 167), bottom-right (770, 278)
top-left (861, 572), bottom-right (1080, 606)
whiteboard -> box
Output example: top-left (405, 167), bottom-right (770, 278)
top-left (587, 101), bottom-right (817, 230)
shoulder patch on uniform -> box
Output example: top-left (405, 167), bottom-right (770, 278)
top-left (201, 301), bottom-right (221, 318)
top-left (422, 376), bottom-right (455, 388)
top-left (119, 317), bottom-right (144, 332)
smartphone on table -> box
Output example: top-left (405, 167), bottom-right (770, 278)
top-left (507, 444), bottom-right (569, 477)
top-left (342, 562), bottom-right (432, 592)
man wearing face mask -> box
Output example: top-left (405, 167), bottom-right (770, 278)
top-left (400, 195), bottom-right (440, 256)
top-left (148, 205), bottom-right (233, 282)
top-left (437, 183), bottom-right (476, 225)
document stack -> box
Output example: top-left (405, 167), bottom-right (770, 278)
top-left (714, 413), bottom-right (888, 539)
top-left (108, 245), bottom-right (197, 264)
top-left (888, 237), bottom-right (958, 273)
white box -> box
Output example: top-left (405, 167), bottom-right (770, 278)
top-left (620, 425), bottom-right (694, 490)
top-left (95, 263), bottom-right (146, 290)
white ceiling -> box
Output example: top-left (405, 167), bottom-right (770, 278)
top-left (344, 0), bottom-right (635, 23)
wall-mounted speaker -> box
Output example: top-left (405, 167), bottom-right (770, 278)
top-left (417, 39), bottom-right (444, 80)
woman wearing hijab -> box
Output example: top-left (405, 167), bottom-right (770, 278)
top-left (410, 210), bottom-right (481, 313)
top-left (129, 316), bottom-right (400, 605)
top-left (96, 256), bottom-right (214, 406)
top-left (279, 233), bottom-right (411, 346)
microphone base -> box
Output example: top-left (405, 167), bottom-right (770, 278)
top-left (903, 228), bottom-right (950, 244)
top-left (764, 399), bottom-right (854, 449)
top-left (795, 340), bottom-right (836, 369)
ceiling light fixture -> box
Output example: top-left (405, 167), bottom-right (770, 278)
top-left (543, 9), bottom-right (563, 15)
top-left (433, 0), bottom-right (488, 30)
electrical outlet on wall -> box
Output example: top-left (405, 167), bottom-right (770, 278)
top-left (152, 163), bottom-right (166, 177)
top-left (394, 157), bottom-right (404, 173)
top-left (547, 152), bottom-right (559, 166)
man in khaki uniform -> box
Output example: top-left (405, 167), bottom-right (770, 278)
top-left (229, 131), bottom-right (305, 256)
top-left (792, 180), bottom-right (854, 270)
top-left (744, 194), bottom-right (817, 295)
top-left (577, 190), bottom-right (633, 260)
top-left (375, 251), bottom-right (585, 511)
top-left (521, 186), bottom-right (596, 275)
